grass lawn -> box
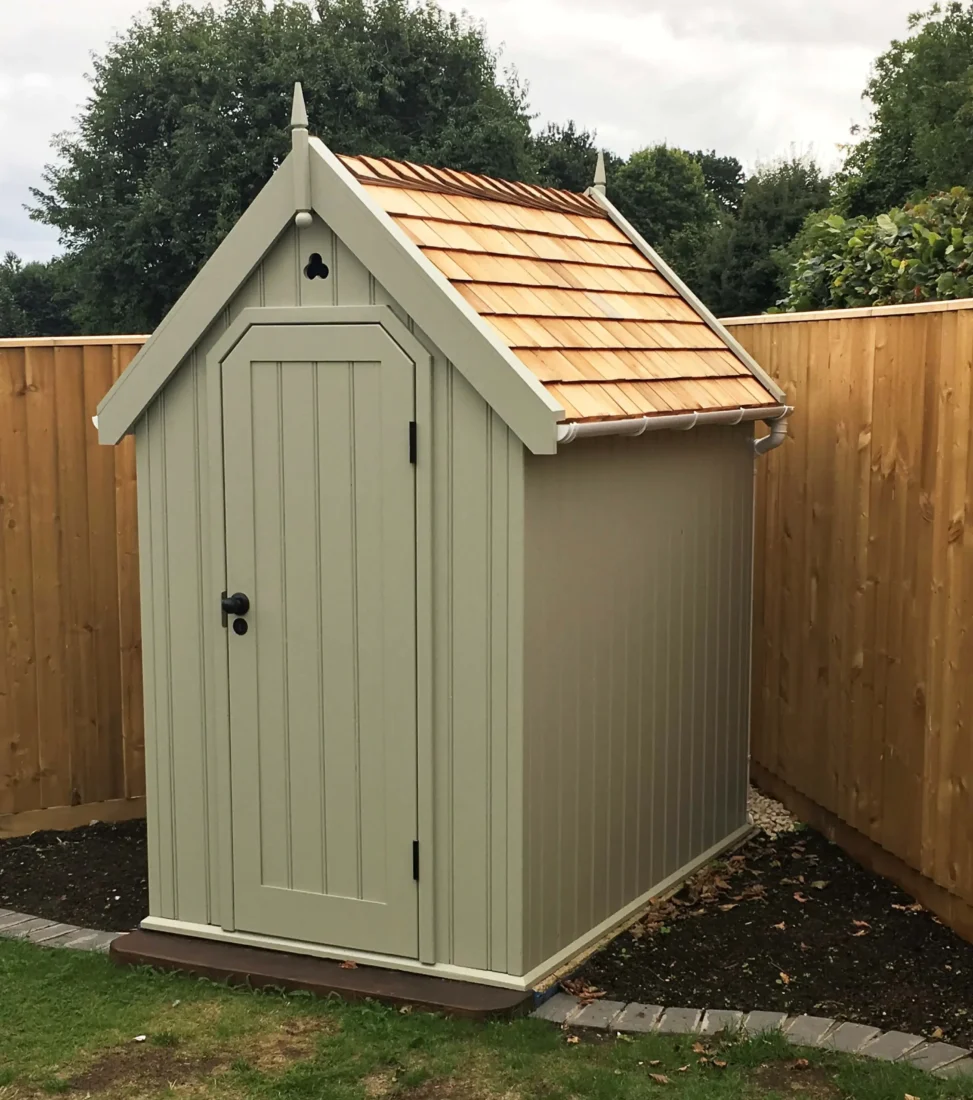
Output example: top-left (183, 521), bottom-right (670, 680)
top-left (1, 939), bottom-right (971, 1100)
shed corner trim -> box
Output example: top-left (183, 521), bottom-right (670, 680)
top-left (584, 187), bottom-right (786, 405)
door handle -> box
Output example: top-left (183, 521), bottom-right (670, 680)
top-left (221, 591), bottom-right (250, 625)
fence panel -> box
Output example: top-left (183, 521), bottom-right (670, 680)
top-left (728, 301), bottom-right (973, 938)
top-left (0, 336), bottom-right (148, 836)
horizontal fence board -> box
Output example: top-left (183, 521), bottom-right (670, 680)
top-left (729, 301), bottom-right (973, 921)
top-left (0, 336), bottom-right (147, 819)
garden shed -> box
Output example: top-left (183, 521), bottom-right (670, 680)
top-left (97, 85), bottom-right (790, 991)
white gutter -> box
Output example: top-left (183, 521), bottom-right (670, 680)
top-left (557, 404), bottom-right (793, 457)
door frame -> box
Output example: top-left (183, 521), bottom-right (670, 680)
top-left (204, 305), bottom-right (435, 963)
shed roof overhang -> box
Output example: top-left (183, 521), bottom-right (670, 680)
top-left (96, 144), bottom-right (564, 454)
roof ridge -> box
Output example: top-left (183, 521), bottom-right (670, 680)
top-left (338, 153), bottom-right (603, 219)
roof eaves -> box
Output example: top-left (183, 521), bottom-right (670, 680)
top-left (584, 187), bottom-right (786, 404)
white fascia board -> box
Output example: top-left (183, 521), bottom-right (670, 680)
top-left (308, 138), bottom-right (563, 455)
top-left (585, 188), bottom-right (786, 404)
top-left (96, 155), bottom-right (298, 444)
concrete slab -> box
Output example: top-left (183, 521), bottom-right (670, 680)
top-left (570, 1000), bottom-right (626, 1030)
top-left (825, 1022), bottom-right (881, 1054)
top-left (6, 918), bottom-right (57, 941)
top-left (859, 1030), bottom-right (927, 1062)
top-left (532, 993), bottom-right (580, 1024)
top-left (743, 1010), bottom-right (788, 1036)
top-left (0, 911), bottom-right (33, 933)
top-left (28, 923), bottom-right (81, 945)
top-left (699, 1009), bottom-right (745, 1037)
top-left (657, 1008), bottom-right (702, 1035)
top-left (785, 1015), bottom-right (836, 1048)
top-left (938, 1058), bottom-right (973, 1079)
top-left (611, 1003), bottom-right (664, 1034)
top-left (60, 930), bottom-right (104, 951)
top-left (905, 1042), bottom-right (970, 1073)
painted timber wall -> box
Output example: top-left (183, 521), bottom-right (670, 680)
top-left (137, 216), bottom-right (525, 975)
top-left (521, 426), bottom-right (755, 972)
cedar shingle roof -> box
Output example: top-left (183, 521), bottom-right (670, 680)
top-left (339, 154), bottom-right (778, 424)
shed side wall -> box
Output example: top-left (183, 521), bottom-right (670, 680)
top-left (521, 425), bottom-right (754, 972)
top-left (138, 217), bottom-right (524, 972)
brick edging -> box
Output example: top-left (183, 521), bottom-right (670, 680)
top-left (0, 908), bottom-right (120, 953)
top-left (532, 994), bottom-right (973, 1079)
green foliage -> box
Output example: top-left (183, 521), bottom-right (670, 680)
top-left (842, 2), bottom-right (973, 216)
top-left (695, 156), bottom-right (832, 317)
top-left (30, 0), bottom-right (538, 332)
top-left (611, 146), bottom-right (719, 281)
top-left (0, 253), bottom-right (79, 338)
top-left (690, 150), bottom-right (746, 217)
top-left (782, 187), bottom-right (973, 311)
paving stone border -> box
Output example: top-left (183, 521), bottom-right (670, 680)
top-left (531, 994), bottom-right (973, 1079)
top-left (0, 908), bottom-right (119, 953)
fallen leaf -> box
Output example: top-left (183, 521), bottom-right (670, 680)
top-left (852, 929), bottom-right (869, 937)
top-left (931, 1027), bottom-right (944, 1039)
top-left (719, 903), bottom-right (738, 912)
top-left (792, 1058), bottom-right (809, 1070)
top-left (811, 880), bottom-right (829, 890)
top-left (780, 972), bottom-right (791, 984)
top-left (339, 960), bottom-right (358, 970)
top-left (892, 902), bottom-right (923, 913)
top-left (649, 1073), bottom-right (670, 1084)
top-left (852, 920), bottom-right (871, 928)
top-left (904, 1094), bottom-right (920, 1100)
top-left (698, 1057), bottom-right (709, 1064)
top-left (793, 892), bottom-right (810, 903)
top-left (713, 1059), bottom-right (727, 1068)
top-left (773, 921), bottom-right (787, 931)
top-left (566, 1035), bottom-right (580, 1044)
top-left (800, 942), bottom-right (811, 951)
top-left (692, 1042), bottom-right (707, 1054)
top-left (133, 1035), bottom-right (147, 1043)
top-left (649, 1059), bottom-right (661, 1066)
top-left (677, 1065), bottom-right (690, 1072)
top-left (399, 1005), bottom-right (413, 1014)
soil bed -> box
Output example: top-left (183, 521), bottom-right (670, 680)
top-left (0, 819), bottom-right (148, 932)
top-left (574, 827), bottom-right (973, 1046)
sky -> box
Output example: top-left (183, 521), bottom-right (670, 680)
top-left (1, 0), bottom-right (922, 262)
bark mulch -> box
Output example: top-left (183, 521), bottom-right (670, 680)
top-left (0, 819), bottom-right (148, 933)
top-left (574, 828), bottom-right (973, 1047)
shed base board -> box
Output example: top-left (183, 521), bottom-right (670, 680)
top-left (110, 929), bottom-right (530, 1018)
top-left (140, 823), bottom-right (752, 993)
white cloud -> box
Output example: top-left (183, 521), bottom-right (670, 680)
top-left (1, 0), bottom-right (920, 260)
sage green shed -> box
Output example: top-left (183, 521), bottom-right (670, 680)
top-left (97, 86), bottom-right (790, 991)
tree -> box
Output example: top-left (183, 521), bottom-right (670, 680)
top-left (0, 253), bottom-right (79, 338)
top-left (530, 121), bottom-right (623, 194)
top-left (610, 146), bottom-right (718, 281)
top-left (30, 0), bottom-right (538, 332)
top-left (695, 156), bottom-right (832, 317)
top-left (781, 188), bottom-right (973, 312)
top-left (690, 150), bottom-right (746, 217)
top-left (841, 2), bottom-right (973, 216)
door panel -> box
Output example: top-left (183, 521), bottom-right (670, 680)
top-left (221, 324), bottom-right (418, 958)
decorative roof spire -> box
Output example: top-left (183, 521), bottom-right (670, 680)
top-left (291, 82), bottom-right (312, 229)
top-left (290, 81), bottom-right (309, 132)
top-left (593, 150), bottom-right (607, 197)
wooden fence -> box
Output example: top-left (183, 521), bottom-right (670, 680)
top-left (0, 336), bottom-right (148, 836)
top-left (728, 300), bottom-right (973, 939)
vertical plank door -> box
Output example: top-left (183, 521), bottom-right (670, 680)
top-left (222, 324), bottom-right (418, 958)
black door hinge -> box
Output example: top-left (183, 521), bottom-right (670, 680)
top-left (412, 840), bottom-right (419, 881)
top-left (409, 421), bottom-right (417, 464)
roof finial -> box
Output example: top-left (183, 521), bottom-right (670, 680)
top-left (290, 82), bottom-right (312, 229)
top-left (291, 82), bottom-right (309, 132)
top-left (593, 150), bottom-right (607, 197)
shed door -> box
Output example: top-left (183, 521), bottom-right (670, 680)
top-left (221, 324), bottom-right (418, 959)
